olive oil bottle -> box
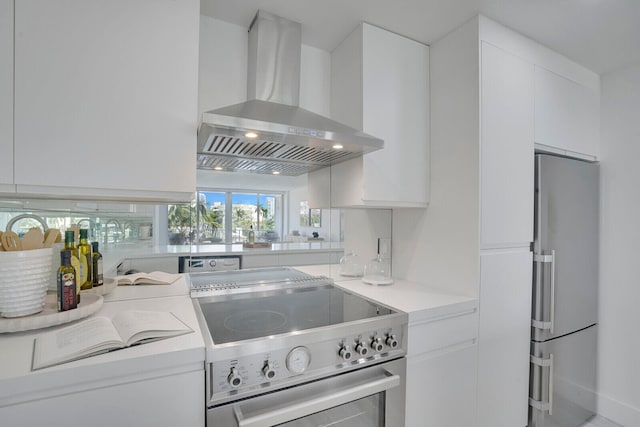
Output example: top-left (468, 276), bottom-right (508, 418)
top-left (91, 241), bottom-right (104, 287)
top-left (63, 230), bottom-right (84, 304)
top-left (78, 229), bottom-right (93, 290)
top-left (57, 250), bottom-right (77, 311)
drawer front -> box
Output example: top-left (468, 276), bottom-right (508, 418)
top-left (407, 308), bottom-right (478, 356)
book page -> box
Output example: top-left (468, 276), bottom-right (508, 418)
top-left (115, 271), bottom-right (181, 285)
top-left (32, 317), bottom-right (123, 370)
top-left (111, 311), bottom-right (192, 346)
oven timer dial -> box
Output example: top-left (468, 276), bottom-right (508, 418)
top-left (227, 367), bottom-right (242, 388)
top-left (286, 346), bottom-right (311, 374)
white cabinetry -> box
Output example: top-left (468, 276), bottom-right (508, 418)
top-left (0, 370), bottom-right (204, 427)
top-left (0, 0), bottom-right (13, 191)
top-left (480, 41), bottom-right (534, 248)
top-left (13, 0), bottom-right (199, 202)
top-left (534, 66), bottom-right (600, 159)
top-left (405, 306), bottom-right (478, 427)
top-left (330, 23), bottom-right (429, 208)
top-left (477, 250), bottom-right (533, 427)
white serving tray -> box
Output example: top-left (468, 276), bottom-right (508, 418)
top-left (0, 293), bottom-right (103, 333)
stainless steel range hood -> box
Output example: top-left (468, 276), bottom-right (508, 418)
top-left (197, 10), bottom-right (383, 176)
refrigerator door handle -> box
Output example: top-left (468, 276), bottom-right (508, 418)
top-left (529, 354), bottom-right (554, 415)
top-left (532, 250), bottom-right (556, 334)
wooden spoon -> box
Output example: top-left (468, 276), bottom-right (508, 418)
top-left (43, 229), bottom-right (61, 248)
top-left (22, 228), bottom-right (44, 250)
top-left (0, 231), bottom-right (4, 251)
top-left (1, 231), bottom-right (22, 251)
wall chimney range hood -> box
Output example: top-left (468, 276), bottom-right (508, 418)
top-left (197, 10), bottom-right (383, 176)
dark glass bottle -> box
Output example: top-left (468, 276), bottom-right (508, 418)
top-left (57, 250), bottom-right (77, 311)
top-left (91, 241), bottom-right (104, 287)
top-left (63, 230), bottom-right (82, 304)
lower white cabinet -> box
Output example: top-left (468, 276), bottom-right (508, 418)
top-left (0, 370), bottom-right (204, 427)
top-left (405, 307), bottom-right (478, 427)
top-left (406, 343), bottom-right (477, 427)
top-left (477, 249), bottom-right (532, 427)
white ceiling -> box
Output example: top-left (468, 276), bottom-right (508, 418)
top-left (201, 0), bottom-right (640, 75)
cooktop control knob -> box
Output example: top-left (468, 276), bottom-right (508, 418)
top-left (339, 345), bottom-right (353, 361)
top-left (208, 259), bottom-right (217, 268)
top-left (262, 362), bottom-right (276, 380)
top-left (227, 368), bottom-right (242, 388)
top-left (372, 337), bottom-right (385, 352)
top-left (355, 341), bottom-right (369, 357)
top-left (386, 334), bottom-right (399, 349)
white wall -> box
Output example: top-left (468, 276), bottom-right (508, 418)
top-left (598, 63), bottom-right (640, 426)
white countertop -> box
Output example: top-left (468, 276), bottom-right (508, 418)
top-left (295, 265), bottom-right (478, 323)
top-left (0, 276), bottom-right (204, 407)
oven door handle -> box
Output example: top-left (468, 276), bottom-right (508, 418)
top-left (233, 370), bottom-right (400, 427)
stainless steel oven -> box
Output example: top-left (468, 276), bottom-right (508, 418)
top-left (189, 267), bottom-right (407, 427)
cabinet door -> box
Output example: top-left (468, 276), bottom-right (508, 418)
top-left (534, 66), bottom-right (599, 158)
top-left (477, 250), bottom-right (532, 427)
top-left (14, 0), bottom-right (199, 201)
top-left (0, 0), bottom-right (13, 190)
top-left (406, 343), bottom-right (477, 427)
top-left (361, 24), bottom-right (430, 206)
top-left (330, 24), bottom-right (429, 207)
top-left (480, 42), bottom-right (534, 248)
top-left (0, 370), bottom-right (204, 427)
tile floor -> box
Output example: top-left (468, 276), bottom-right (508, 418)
top-left (581, 415), bottom-right (624, 427)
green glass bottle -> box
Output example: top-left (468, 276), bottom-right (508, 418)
top-left (91, 241), bottom-right (104, 287)
top-left (78, 229), bottom-right (93, 290)
top-left (57, 250), bottom-right (77, 311)
top-left (63, 230), bottom-right (82, 304)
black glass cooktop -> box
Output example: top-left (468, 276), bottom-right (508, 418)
top-left (193, 268), bottom-right (396, 345)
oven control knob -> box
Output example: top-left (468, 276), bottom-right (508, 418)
top-left (262, 362), bottom-right (276, 380)
top-left (227, 368), bottom-right (243, 388)
top-left (208, 259), bottom-right (217, 268)
top-left (355, 342), bottom-right (369, 357)
top-left (339, 345), bottom-right (353, 361)
top-left (386, 334), bottom-right (399, 349)
top-left (372, 337), bottom-right (385, 352)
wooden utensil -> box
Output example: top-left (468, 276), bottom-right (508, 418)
top-left (0, 231), bottom-right (4, 251)
top-left (22, 228), bottom-right (44, 250)
top-left (43, 229), bottom-right (60, 248)
top-left (1, 231), bottom-right (22, 251)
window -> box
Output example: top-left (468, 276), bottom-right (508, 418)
top-left (168, 190), bottom-right (283, 245)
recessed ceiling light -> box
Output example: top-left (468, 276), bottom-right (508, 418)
top-left (333, 144), bottom-right (344, 149)
top-left (213, 166), bottom-right (223, 171)
top-left (272, 171), bottom-right (281, 175)
top-left (245, 131), bottom-right (258, 139)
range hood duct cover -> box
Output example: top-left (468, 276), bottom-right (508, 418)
top-left (197, 10), bottom-right (383, 176)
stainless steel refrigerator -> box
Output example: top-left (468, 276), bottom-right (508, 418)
top-left (528, 154), bottom-right (599, 427)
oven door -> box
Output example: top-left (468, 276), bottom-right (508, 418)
top-left (207, 358), bottom-right (405, 427)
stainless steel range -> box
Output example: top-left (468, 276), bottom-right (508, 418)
top-left (189, 267), bottom-right (407, 426)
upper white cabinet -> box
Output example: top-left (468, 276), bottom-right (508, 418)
top-left (13, 0), bottom-right (199, 202)
top-left (480, 42), bottom-right (534, 248)
top-left (330, 23), bottom-right (429, 208)
top-left (534, 66), bottom-right (600, 159)
top-left (0, 0), bottom-right (13, 191)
